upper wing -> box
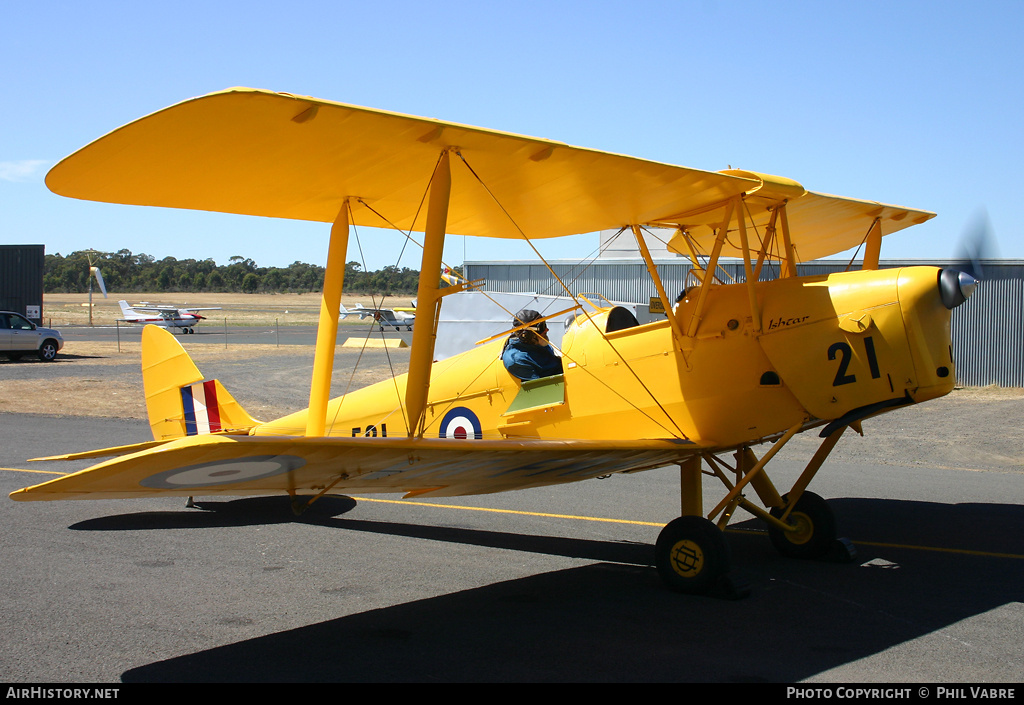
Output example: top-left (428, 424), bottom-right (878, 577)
top-left (661, 169), bottom-right (935, 262)
top-left (129, 305), bottom-right (179, 313)
top-left (46, 88), bottom-right (934, 258)
top-left (45, 87), bottom-right (760, 241)
top-left (10, 434), bottom-right (694, 501)
top-left (130, 305), bottom-right (220, 313)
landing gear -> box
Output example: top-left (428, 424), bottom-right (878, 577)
top-left (655, 516), bottom-right (731, 595)
top-left (767, 491), bottom-right (836, 559)
top-left (656, 424), bottom-right (856, 596)
top-left (654, 456), bottom-right (748, 598)
top-left (766, 490), bottom-right (856, 563)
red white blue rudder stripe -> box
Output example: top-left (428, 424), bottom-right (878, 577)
top-left (181, 380), bottom-right (222, 435)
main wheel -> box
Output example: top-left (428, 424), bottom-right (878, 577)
top-left (37, 339), bottom-right (58, 362)
top-left (655, 516), bottom-right (731, 594)
top-left (768, 491), bottom-right (836, 559)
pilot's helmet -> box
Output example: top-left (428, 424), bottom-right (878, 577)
top-left (513, 309), bottom-right (548, 341)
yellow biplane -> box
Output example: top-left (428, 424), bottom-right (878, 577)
top-left (11, 88), bottom-right (977, 596)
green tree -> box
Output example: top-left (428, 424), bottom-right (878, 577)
top-left (241, 272), bottom-right (260, 293)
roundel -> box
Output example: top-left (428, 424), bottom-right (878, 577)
top-left (140, 455), bottom-right (305, 489)
top-left (439, 407), bottom-right (482, 440)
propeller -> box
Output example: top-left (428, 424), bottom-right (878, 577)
top-left (940, 209), bottom-right (996, 309)
top-left (953, 209), bottom-right (998, 281)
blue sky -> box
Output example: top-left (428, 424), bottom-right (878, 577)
top-left (2, 1), bottom-right (1021, 272)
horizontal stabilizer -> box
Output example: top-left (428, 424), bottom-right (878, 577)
top-left (30, 439), bottom-right (172, 462)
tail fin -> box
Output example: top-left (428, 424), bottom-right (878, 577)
top-left (118, 300), bottom-right (134, 317)
top-left (142, 326), bottom-right (260, 440)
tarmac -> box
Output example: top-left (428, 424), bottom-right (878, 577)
top-left (0, 324), bottom-right (1021, 683)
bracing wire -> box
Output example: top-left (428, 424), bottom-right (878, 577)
top-left (454, 151), bottom-right (687, 439)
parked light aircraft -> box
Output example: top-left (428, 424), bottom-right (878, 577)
top-left (118, 300), bottom-right (221, 333)
top-left (12, 88), bottom-right (978, 597)
top-left (340, 302), bottom-right (415, 331)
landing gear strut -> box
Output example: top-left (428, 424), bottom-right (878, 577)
top-left (655, 423), bottom-right (856, 597)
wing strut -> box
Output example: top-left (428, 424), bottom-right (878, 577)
top-left (406, 150), bottom-right (452, 437)
top-left (862, 217), bottom-right (883, 271)
top-left (631, 224), bottom-right (686, 350)
top-left (307, 201), bottom-right (351, 437)
top-left (684, 197), bottom-right (736, 338)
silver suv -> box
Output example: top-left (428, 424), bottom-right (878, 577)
top-left (0, 311), bottom-right (64, 361)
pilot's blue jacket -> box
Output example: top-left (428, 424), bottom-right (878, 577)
top-left (501, 337), bottom-right (563, 381)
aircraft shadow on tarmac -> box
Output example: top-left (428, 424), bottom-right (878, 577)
top-left (68, 495), bottom-right (1024, 682)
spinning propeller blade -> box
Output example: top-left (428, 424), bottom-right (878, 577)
top-left (953, 209), bottom-right (998, 280)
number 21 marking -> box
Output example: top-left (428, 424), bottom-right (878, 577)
top-left (828, 336), bottom-right (881, 386)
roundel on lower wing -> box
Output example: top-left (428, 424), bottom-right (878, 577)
top-left (140, 455), bottom-right (305, 489)
top-left (439, 407), bottom-right (482, 439)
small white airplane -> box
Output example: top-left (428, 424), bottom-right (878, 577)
top-left (118, 300), bottom-right (221, 333)
top-left (340, 303), bottom-right (415, 331)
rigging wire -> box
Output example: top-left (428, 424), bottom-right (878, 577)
top-left (454, 151), bottom-right (687, 439)
top-left (318, 146), bottom-right (693, 441)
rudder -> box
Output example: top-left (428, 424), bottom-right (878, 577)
top-left (142, 325), bottom-right (259, 440)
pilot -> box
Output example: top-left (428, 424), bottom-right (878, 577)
top-left (501, 309), bottom-right (563, 381)
top-left (673, 285), bottom-right (698, 314)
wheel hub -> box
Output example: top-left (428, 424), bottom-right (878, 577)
top-left (785, 511), bottom-right (814, 545)
top-left (669, 539), bottom-right (704, 577)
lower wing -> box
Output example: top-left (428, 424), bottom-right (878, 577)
top-left (11, 434), bottom-right (694, 501)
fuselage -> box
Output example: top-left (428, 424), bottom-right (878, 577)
top-left (254, 266), bottom-right (956, 451)
top-left (119, 301), bottom-right (205, 329)
top-left (126, 314), bottom-right (204, 328)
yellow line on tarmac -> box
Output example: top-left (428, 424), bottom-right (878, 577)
top-left (350, 495), bottom-right (662, 527)
top-left (354, 496), bottom-right (1024, 560)
top-left (852, 539), bottom-right (1024, 561)
top-left (726, 527), bottom-right (1024, 560)
top-left (0, 478), bottom-right (1018, 560)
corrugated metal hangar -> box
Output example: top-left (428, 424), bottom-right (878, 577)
top-left (0, 245), bottom-right (45, 323)
top-left (463, 258), bottom-right (1024, 388)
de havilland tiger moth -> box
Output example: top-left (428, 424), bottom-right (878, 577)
top-left (11, 88), bottom-right (978, 596)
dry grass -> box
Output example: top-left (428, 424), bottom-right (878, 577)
top-left (947, 384), bottom-right (1024, 400)
top-left (0, 341), bottom-right (299, 419)
top-left (41, 292), bottom-right (417, 327)
top-left (0, 339), bottom-right (409, 421)
top-left (0, 377), bottom-right (147, 418)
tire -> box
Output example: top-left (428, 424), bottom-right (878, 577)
top-left (768, 491), bottom-right (836, 559)
top-left (655, 516), bottom-right (731, 594)
top-left (37, 339), bottom-right (58, 362)
top-left (5, 352), bottom-right (23, 361)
